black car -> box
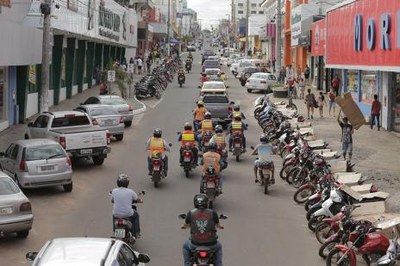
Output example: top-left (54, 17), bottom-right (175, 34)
top-left (202, 50), bottom-right (216, 64)
top-left (239, 66), bottom-right (260, 86)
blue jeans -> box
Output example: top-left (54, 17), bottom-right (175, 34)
top-left (182, 240), bottom-right (223, 266)
top-left (370, 114), bottom-right (380, 129)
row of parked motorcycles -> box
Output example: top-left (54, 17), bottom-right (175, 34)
top-left (134, 57), bottom-right (181, 100)
top-left (253, 95), bottom-right (400, 265)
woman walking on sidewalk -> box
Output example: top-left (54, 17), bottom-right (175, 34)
top-left (328, 88), bottom-right (337, 117)
top-left (318, 92), bottom-right (327, 118)
top-left (305, 89), bottom-right (316, 120)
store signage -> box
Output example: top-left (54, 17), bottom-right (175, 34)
top-left (326, 0), bottom-right (400, 68)
top-left (311, 19), bottom-right (326, 56)
top-left (290, 5), bottom-right (302, 46)
top-left (99, 4), bottom-right (121, 41)
top-left (0, 0), bottom-right (11, 7)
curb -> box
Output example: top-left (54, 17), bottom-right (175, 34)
top-left (131, 96), bottom-right (147, 116)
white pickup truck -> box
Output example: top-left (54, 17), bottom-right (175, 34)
top-left (25, 111), bottom-right (111, 165)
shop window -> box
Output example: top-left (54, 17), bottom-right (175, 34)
top-left (0, 67), bottom-right (4, 121)
top-left (61, 48), bottom-right (66, 88)
top-left (238, 3), bottom-right (243, 7)
top-left (346, 70), bottom-right (359, 95)
top-left (251, 3), bottom-right (256, 7)
top-left (258, 11), bottom-right (264, 14)
top-left (361, 71), bottom-right (377, 103)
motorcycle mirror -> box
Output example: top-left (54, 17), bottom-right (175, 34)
top-left (198, 85), bottom-right (201, 88)
top-left (230, 101), bottom-right (235, 105)
top-left (219, 214), bottom-right (228, 219)
top-left (169, 143), bottom-right (172, 147)
top-left (250, 146), bottom-right (255, 150)
top-left (245, 124), bottom-right (248, 127)
top-left (141, 190), bottom-right (146, 195)
top-left (177, 131), bottom-right (181, 135)
top-left (137, 253), bottom-right (151, 263)
top-left (109, 190), bottom-right (112, 195)
top-left (226, 86), bottom-right (230, 88)
top-left (178, 214), bottom-right (186, 219)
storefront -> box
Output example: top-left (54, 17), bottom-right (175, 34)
top-left (325, 0), bottom-right (400, 131)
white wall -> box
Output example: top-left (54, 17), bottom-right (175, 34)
top-left (72, 85), bottom-right (78, 96)
top-left (60, 87), bottom-right (67, 102)
top-left (83, 83), bottom-right (88, 91)
top-left (26, 92), bottom-right (38, 118)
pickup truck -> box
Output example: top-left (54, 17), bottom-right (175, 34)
top-left (25, 111), bottom-right (111, 165)
top-left (202, 94), bottom-right (233, 128)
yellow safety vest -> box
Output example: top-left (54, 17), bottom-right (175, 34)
top-left (149, 137), bottom-right (164, 156)
top-left (214, 134), bottom-right (225, 146)
top-left (181, 130), bottom-right (195, 147)
top-left (233, 111), bottom-right (242, 118)
top-left (201, 120), bottom-right (213, 132)
top-left (232, 121), bottom-right (242, 130)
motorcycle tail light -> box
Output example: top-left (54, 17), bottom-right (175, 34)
top-left (370, 185), bottom-right (379, 193)
top-left (153, 160), bottom-right (161, 165)
top-left (228, 106), bottom-right (232, 113)
top-left (107, 132), bottom-right (111, 145)
top-left (128, 105), bottom-right (133, 111)
top-left (117, 219), bottom-right (124, 226)
top-left (184, 151), bottom-right (191, 156)
top-left (199, 251), bottom-right (208, 258)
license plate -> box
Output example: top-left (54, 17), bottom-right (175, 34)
top-left (234, 143), bottom-right (241, 148)
top-left (184, 156), bottom-right (191, 162)
top-left (41, 165), bottom-right (55, 171)
top-left (80, 149), bottom-right (93, 155)
top-left (0, 207), bottom-right (13, 215)
top-left (153, 165), bottom-right (160, 171)
top-left (206, 182), bottom-right (216, 188)
top-left (114, 229), bottom-right (125, 238)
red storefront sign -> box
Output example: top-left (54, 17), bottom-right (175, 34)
top-left (326, 0), bottom-right (400, 69)
top-left (311, 19), bottom-right (326, 56)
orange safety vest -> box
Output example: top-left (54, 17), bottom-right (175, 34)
top-left (213, 134), bottom-right (226, 149)
top-left (181, 130), bottom-right (195, 148)
top-left (194, 107), bottom-right (207, 121)
top-left (231, 121), bottom-right (243, 133)
top-left (201, 119), bottom-right (213, 133)
top-left (149, 137), bottom-right (165, 156)
top-left (202, 152), bottom-right (221, 175)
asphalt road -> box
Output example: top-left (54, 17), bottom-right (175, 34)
top-left (0, 51), bottom-right (322, 266)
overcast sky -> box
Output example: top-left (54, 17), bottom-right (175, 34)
top-left (187, 0), bottom-right (230, 29)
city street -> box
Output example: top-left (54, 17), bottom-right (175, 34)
top-left (0, 52), bottom-right (322, 265)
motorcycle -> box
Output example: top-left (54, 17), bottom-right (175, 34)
top-left (201, 166), bottom-right (221, 209)
top-left (178, 74), bottom-right (185, 88)
top-left (181, 143), bottom-right (197, 178)
top-left (179, 213), bottom-right (227, 266)
top-left (185, 62), bottom-right (192, 73)
top-left (231, 131), bottom-right (244, 162)
top-left (257, 161), bottom-right (274, 195)
top-left (150, 144), bottom-right (171, 188)
top-left (216, 145), bottom-right (228, 171)
top-left (201, 131), bottom-right (214, 153)
top-left (377, 228), bottom-right (400, 266)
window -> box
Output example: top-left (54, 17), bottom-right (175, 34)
top-left (5, 144), bottom-right (16, 158)
top-left (28, 65), bottom-right (37, 93)
top-left (10, 145), bottom-right (19, 160)
top-left (51, 115), bottom-right (90, 127)
top-left (33, 115), bottom-right (49, 128)
top-left (251, 11), bottom-right (257, 14)
top-left (24, 144), bottom-right (66, 161)
top-left (0, 178), bottom-right (20, 195)
top-left (346, 70), bottom-right (359, 95)
top-left (361, 71), bottom-right (377, 103)
top-left (238, 3), bottom-right (243, 7)
top-left (238, 10), bottom-right (244, 14)
top-left (258, 11), bottom-right (264, 14)
top-left (117, 244), bottom-right (136, 266)
top-left (251, 3), bottom-right (256, 7)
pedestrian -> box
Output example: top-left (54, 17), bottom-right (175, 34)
top-left (94, 65), bottom-right (101, 85)
top-left (286, 64), bottom-right (294, 83)
top-left (303, 65), bottom-right (310, 85)
top-left (288, 78), bottom-right (296, 98)
top-left (146, 57), bottom-right (152, 73)
top-left (328, 88), bottom-right (337, 117)
top-left (272, 57), bottom-right (276, 73)
top-left (305, 88), bottom-right (316, 120)
top-left (331, 74), bottom-right (341, 96)
top-left (370, 94), bottom-right (381, 131)
top-left (337, 110), bottom-right (354, 161)
top-left (296, 65), bottom-right (302, 81)
top-left (133, 56), bottom-right (138, 74)
top-left (298, 78), bottom-right (305, 99)
top-left (129, 57), bottom-right (134, 64)
top-left (312, 64), bottom-right (319, 87)
top-left (318, 92), bottom-right (327, 118)
top-left (279, 66), bottom-right (286, 83)
top-left (137, 56), bottom-right (143, 74)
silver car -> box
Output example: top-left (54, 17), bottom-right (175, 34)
top-left (0, 170), bottom-right (33, 238)
top-left (75, 104), bottom-right (125, 141)
top-left (82, 95), bottom-right (134, 127)
top-left (0, 139), bottom-right (73, 192)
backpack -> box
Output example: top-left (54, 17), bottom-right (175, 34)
top-left (304, 67), bottom-right (310, 75)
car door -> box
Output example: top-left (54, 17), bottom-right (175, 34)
top-left (29, 115), bottom-right (49, 138)
top-left (0, 144), bottom-right (14, 175)
top-left (3, 144), bottom-right (19, 177)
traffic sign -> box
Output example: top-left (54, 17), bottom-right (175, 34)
top-left (107, 70), bottom-right (116, 82)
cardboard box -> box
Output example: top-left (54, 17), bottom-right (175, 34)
top-left (336, 92), bottom-right (366, 130)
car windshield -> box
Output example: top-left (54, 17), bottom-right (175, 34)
top-left (24, 144), bottom-right (66, 161)
top-left (202, 83), bottom-right (225, 90)
top-left (90, 107), bottom-right (118, 116)
top-left (204, 61), bottom-right (219, 67)
top-left (205, 70), bottom-right (220, 75)
top-left (52, 115), bottom-right (90, 127)
top-left (0, 178), bottom-right (20, 195)
top-left (203, 96), bottom-right (229, 103)
top-left (101, 97), bottom-right (127, 105)
top-left (251, 73), bottom-right (262, 79)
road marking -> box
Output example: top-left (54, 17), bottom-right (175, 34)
top-left (144, 98), bottom-right (163, 109)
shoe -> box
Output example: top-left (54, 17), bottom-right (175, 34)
top-left (255, 179), bottom-right (259, 183)
top-left (311, 115), bottom-right (314, 120)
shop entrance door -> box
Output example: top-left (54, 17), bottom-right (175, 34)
top-left (392, 73), bottom-right (400, 132)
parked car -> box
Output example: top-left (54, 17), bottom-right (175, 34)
top-left (25, 111), bottom-right (111, 166)
top-left (245, 72), bottom-right (277, 93)
top-left (26, 237), bottom-right (151, 266)
top-left (82, 95), bottom-right (134, 127)
top-left (239, 66), bottom-right (260, 86)
top-left (75, 104), bottom-right (125, 141)
top-left (0, 139), bottom-right (73, 191)
top-left (236, 59), bottom-right (263, 78)
top-left (0, 170), bottom-right (33, 238)
top-left (202, 60), bottom-right (220, 72)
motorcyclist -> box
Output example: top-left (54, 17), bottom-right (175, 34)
top-left (178, 122), bottom-right (200, 166)
top-left (228, 104), bottom-right (246, 120)
top-left (220, 72), bottom-right (226, 81)
top-left (146, 128), bottom-right (170, 176)
top-left (181, 194), bottom-right (224, 266)
top-left (193, 101), bottom-right (208, 131)
top-left (251, 134), bottom-right (275, 184)
top-left (185, 57), bottom-right (192, 71)
top-left (187, 52), bottom-right (193, 61)
top-left (201, 142), bottom-right (222, 192)
top-left (210, 125), bottom-right (227, 170)
top-left (198, 112), bottom-right (215, 148)
top-left (200, 73), bottom-right (209, 84)
top-left (177, 67), bottom-right (186, 83)
top-left (227, 115), bottom-right (248, 152)
top-left (111, 174), bottom-right (143, 239)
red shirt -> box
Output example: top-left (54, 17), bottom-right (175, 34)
top-left (371, 100), bottom-right (381, 115)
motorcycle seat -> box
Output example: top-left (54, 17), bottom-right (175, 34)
top-left (193, 245), bottom-right (217, 252)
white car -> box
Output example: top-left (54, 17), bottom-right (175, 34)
top-left (230, 61), bottom-right (240, 76)
top-left (245, 72), bottom-right (277, 93)
top-left (26, 237), bottom-right (150, 266)
top-left (226, 54), bottom-right (241, 67)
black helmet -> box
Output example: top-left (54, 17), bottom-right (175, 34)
top-left (153, 128), bottom-right (162, 138)
top-left (260, 134), bottom-right (268, 143)
top-left (205, 112), bottom-right (212, 119)
top-left (215, 125), bottom-right (223, 133)
top-left (184, 122), bottom-right (192, 130)
top-left (117, 173), bottom-right (129, 188)
top-left (194, 193), bottom-right (209, 209)
top-left (233, 105), bottom-right (240, 111)
top-left (208, 142), bottom-right (217, 151)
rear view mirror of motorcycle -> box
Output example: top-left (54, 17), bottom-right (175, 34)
top-left (178, 214), bottom-right (187, 219)
top-left (198, 85), bottom-right (201, 88)
top-left (177, 131), bottom-right (181, 135)
top-left (137, 253), bottom-right (151, 263)
top-left (219, 214), bottom-right (228, 220)
top-left (168, 143), bottom-right (172, 147)
top-left (230, 101), bottom-right (235, 105)
top-left (140, 190), bottom-right (146, 195)
top-left (250, 146), bottom-right (255, 150)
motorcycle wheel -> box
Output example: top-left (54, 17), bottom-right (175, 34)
top-left (208, 200), bottom-right (213, 209)
top-left (264, 174), bottom-right (270, 194)
top-left (292, 169), bottom-right (307, 189)
top-left (306, 205), bottom-right (320, 221)
top-left (308, 216), bottom-right (324, 231)
top-left (304, 198), bottom-right (319, 212)
top-left (280, 163), bottom-right (293, 180)
top-left (319, 239), bottom-right (338, 259)
top-left (315, 222), bottom-right (335, 244)
top-left (185, 169), bottom-right (189, 178)
top-left (286, 167), bottom-right (300, 185)
top-left (179, 83), bottom-right (182, 88)
top-left (326, 247), bottom-right (352, 266)
top-left (236, 155), bottom-right (240, 162)
top-left (155, 91), bottom-right (162, 99)
top-left (154, 181), bottom-right (159, 188)
top-left (293, 186), bottom-right (314, 204)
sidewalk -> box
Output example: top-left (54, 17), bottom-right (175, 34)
top-left (0, 74), bottom-right (147, 152)
top-left (272, 87), bottom-right (400, 212)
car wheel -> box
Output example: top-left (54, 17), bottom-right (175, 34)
top-left (267, 86), bottom-right (272, 93)
top-left (115, 134), bottom-right (124, 141)
top-left (241, 81), bottom-right (246, 87)
top-left (63, 182), bottom-right (73, 192)
top-left (124, 121), bottom-right (132, 127)
top-left (16, 230), bottom-right (29, 238)
top-left (247, 89), bottom-right (252, 93)
top-left (92, 156), bottom-right (104, 165)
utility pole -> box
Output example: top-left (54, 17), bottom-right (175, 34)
top-left (276, 0), bottom-right (282, 74)
top-left (245, 0), bottom-right (250, 57)
top-left (40, 0), bottom-right (51, 112)
top-left (166, 0), bottom-right (171, 56)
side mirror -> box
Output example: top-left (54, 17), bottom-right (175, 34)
top-left (230, 101), bottom-right (235, 105)
top-left (178, 214), bottom-right (187, 219)
top-left (177, 131), bottom-right (181, 135)
top-left (137, 253), bottom-right (151, 263)
top-left (140, 190), bottom-right (146, 195)
top-left (219, 214), bottom-right (228, 219)
top-left (27, 122), bottom-right (33, 127)
top-left (198, 86), bottom-right (201, 89)
top-left (226, 86), bottom-right (230, 88)
top-left (250, 146), bottom-right (255, 150)
top-left (26, 252), bottom-right (38, 262)
top-left (245, 124), bottom-right (248, 127)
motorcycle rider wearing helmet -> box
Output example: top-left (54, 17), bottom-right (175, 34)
top-left (177, 67), bottom-right (186, 83)
top-left (178, 122), bottom-right (200, 165)
top-left (111, 174), bottom-right (143, 239)
top-left (201, 142), bottom-right (222, 192)
top-left (185, 57), bottom-right (192, 70)
top-left (198, 112), bottom-right (215, 148)
top-left (251, 134), bottom-right (275, 184)
top-left (181, 194), bottom-right (224, 266)
top-left (210, 125), bottom-right (228, 170)
top-left (146, 128), bottom-right (170, 176)
top-left (228, 105), bottom-right (246, 120)
top-left (227, 115), bottom-right (248, 152)
top-left (200, 73), bottom-right (209, 84)
top-left (193, 101), bottom-right (208, 131)
top-left (187, 52), bottom-right (193, 61)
